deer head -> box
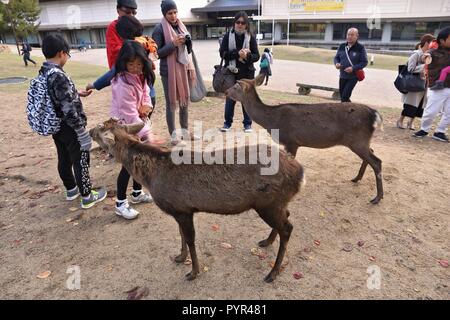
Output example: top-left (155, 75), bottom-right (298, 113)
top-left (226, 73), bottom-right (265, 102)
top-left (89, 118), bottom-right (146, 154)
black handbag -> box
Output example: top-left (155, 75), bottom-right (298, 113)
top-left (394, 63), bottom-right (426, 94)
top-left (212, 58), bottom-right (236, 94)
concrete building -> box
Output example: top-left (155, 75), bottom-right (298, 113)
top-left (259, 0), bottom-right (450, 49)
top-left (0, 0), bottom-right (449, 49)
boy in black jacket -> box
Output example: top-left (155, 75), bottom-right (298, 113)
top-left (40, 34), bottom-right (107, 209)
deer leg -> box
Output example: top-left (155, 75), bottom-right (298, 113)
top-left (174, 225), bottom-right (188, 263)
top-left (174, 213), bottom-right (200, 281)
top-left (352, 148), bottom-right (373, 182)
top-left (352, 161), bottom-right (368, 183)
top-left (258, 210), bottom-right (290, 247)
top-left (368, 152), bottom-right (383, 204)
top-left (256, 207), bottom-right (292, 283)
top-left (351, 146), bottom-right (383, 204)
top-left (284, 144), bottom-right (299, 158)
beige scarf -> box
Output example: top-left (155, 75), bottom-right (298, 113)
top-left (161, 17), bottom-right (196, 111)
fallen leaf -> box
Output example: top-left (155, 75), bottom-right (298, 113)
top-left (251, 247), bottom-right (260, 256)
top-left (125, 286), bottom-right (139, 300)
top-left (319, 211), bottom-right (325, 217)
top-left (69, 207), bottom-right (78, 212)
top-left (438, 260), bottom-right (449, 268)
top-left (73, 222), bottom-right (79, 226)
top-left (342, 243), bottom-right (353, 252)
top-left (134, 287), bottom-right (150, 300)
top-left (369, 256), bottom-right (376, 261)
top-left (37, 271), bottom-right (51, 279)
top-left (293, 272), bottom-right (303, 280)
top-left (211, 224), bottom-right (219, 231)
top-left (203, 266), bottom-right (209, 272)
top-left (413, 288), bottom-right (420, 292)
top-left (357, 241), bottom-right (365, 247)
top-left (220, 242), bottom-right (232, 249)
top-left (406, 229), bottom-right (413, 234)
top-left (66, 218), bottom-right (73, 223)
top-left (314, 240), bottom-right (321, 246)
top-left (183, 258), bottom-right (192, 265)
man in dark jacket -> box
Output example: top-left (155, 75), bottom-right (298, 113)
top-left (334, 28), bottom-right (368, 102)
top-left (21, 41), bottom-right (36, 67)
top-left (106, 0), bottom-right (137, 69)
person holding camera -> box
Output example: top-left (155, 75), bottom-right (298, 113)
top-left (219, 11), bottom-right (260, 133)
top-left (152, 0), bottom-right (197, 145)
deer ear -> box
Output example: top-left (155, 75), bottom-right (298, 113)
top-left (255, 73), bottom-right (265, 87)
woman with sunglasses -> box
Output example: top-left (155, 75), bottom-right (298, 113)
top-left (106, 0), bottom-right (138, 69)
top-left (219, 11), bottom-right (260, 133)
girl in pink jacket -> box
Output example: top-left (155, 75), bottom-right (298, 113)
top-left (111, 41), bottom-right (155, 220)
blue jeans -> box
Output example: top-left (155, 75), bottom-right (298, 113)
top-left (224, 97), bottom-right (252, 127)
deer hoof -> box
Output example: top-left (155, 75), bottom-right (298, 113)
top-left (185, 271), bottom-right (198, 281)
top-left (351, 177), bottom-right (361, 183)
top-left (258, 239), bottom-right (272, 248)
top-left (264, 273), bottom-right (275, 283)
top-left (174, 254), bottom-right (187, 263)
top-left (370, 197), bottom-right (381, 204)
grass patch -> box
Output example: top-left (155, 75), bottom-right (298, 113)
top-left (0, 53), bottom-right (108, 94)
top-left (260, 45), bottom-right (406, 71)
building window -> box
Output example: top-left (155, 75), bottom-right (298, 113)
top-left (282, 23), bottom-right (326, 40)
top-left (391, 22), bottom-right (450, 41)
top-left (333, 23), bottom-right (382, 41)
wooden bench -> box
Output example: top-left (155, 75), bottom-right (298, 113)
top-left (296, 83), bottom-right (341, 100)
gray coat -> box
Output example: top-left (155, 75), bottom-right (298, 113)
top-left (401, 49), bottom-right (427, 107)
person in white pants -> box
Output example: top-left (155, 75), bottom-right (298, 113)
top-left (414, 27), bottom-right (450, 142)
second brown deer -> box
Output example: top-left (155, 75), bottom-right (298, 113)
top-left (226, 74), bottom-right (384, 204)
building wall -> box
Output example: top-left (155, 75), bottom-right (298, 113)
top-left (38, 0), bottom-right (209, 30)
top-left (261, 0), bottom-right (450, 20)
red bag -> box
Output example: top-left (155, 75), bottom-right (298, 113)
top-left (355, 69), bottom-right (365, 81)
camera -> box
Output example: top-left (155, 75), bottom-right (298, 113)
top-left (184, 34), bottom-right (191, 41)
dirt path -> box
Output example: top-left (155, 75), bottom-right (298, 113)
top-left (0, 89), bottom-right (448, 299)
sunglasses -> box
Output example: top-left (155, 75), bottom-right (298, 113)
top-left (119, 7), bottom-right (137, 15)
top-left (235, 20), bottom-right (246, 25)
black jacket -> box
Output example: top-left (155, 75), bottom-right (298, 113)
top-left (40, 61), bottom-right (87, 130)
top-left (428, 47), bottom-right (450, 88)
top-left (152, 22), bottom-right (192, 77)
top-left (219, 30), bottom-right (260, 80)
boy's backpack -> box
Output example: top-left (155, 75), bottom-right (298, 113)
top-left (27, 43), bottom-right (32, 51)
top-left (26, 68), bottom-right (62, 136)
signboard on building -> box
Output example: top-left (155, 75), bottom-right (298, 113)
top-left (289, 0), bottom-right (344, 12)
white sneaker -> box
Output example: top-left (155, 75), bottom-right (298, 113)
top-left (130, 191), bottom-right (154, 204)
top-left (115, 200), bottom-right (139, 220)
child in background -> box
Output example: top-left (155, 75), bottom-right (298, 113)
top-left (40, 34), bottom-right (107, 209)
top-left (423, 40), bottom-right (449, 90)
top-left (110, 41), bottom-right (155, 219)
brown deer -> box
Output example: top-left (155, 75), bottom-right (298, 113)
top-left (226, 74), bottom-right (384, 204)
top-left (90, 119), bottom-right (305, 282)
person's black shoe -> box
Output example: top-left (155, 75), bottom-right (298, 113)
top-left (413, 130), bottom-right (428, 138)
top-left (432, 132), bottom-right (449, 142)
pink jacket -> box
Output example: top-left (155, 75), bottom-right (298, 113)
top-left (110, 72), bottom-right (151, 140)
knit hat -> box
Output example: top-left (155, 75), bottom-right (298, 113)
top-left (117, 0), bottom-right (137, 9)
top-left (161, 0), bottom-right (177, 16)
